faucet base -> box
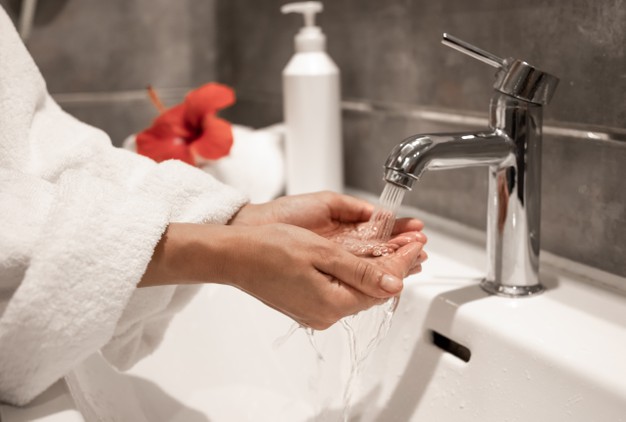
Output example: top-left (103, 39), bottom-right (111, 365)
top-left (480, 279), bottom-right (545, 298)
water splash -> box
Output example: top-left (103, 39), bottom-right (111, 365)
top-left (367, 182), bottom-right (407, 241)
top-left (331, 183), bottom-right (407, 257)
top-left (337, 183), bottom-right (406, 421)
top-left (273, 182), bottom-right (407, 421)
top-left (340, 296), bottom-right (399, 421)
top-left (273, 322), bottom-right (300, 349)
top-left (304, 326), bottom-right (325, 363)
top-left (274, 322), bottom-right (325, 363)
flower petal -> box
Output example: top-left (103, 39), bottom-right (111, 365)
top-left (135, 104), bottom-right (196, 165)
top-left (184, 83), bottom-right (235, 128)
top-left (189, 115), bottom-right (233, 160)
top-left (151, 104), bottom-right (192, 138)
top-left (136, 130), bottom-right (195, 165)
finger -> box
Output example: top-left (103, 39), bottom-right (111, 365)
top-left (316, 247), bottom-right (403, 299)
top-left (318, 241), bottom-right (424, 299)
top-left (391, 218), bottom-right (425, 235)
top-left (328, 281), bottom-right (389, 318)
top-left (407, 264), bottom-right (422, 276)
top-left (328, 194), bottom-right (375, 223)
top-left (238, 272), bottom-right (366, 331)
top-left (377, 242), bottom-right (424, 278)
top-left (405, 250), bottom-right (428, 275)
top-left (387, 231), bottom-right (427, 246)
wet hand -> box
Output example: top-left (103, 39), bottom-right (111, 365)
top-left (230, 191), bottom-right (427, 245)
top-left (218, 223), bottom-right (425, 330)
top-left (143, 223), bottom-right (425, 330)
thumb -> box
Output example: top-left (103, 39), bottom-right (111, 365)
top-left (378, 242), bottom-right (424, 279)
top-left (318, 242), bottom-right (423, 299)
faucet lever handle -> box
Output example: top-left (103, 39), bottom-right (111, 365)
top-left (442, 33), bottom-right (506, 69)
top-left (441, 33), bottom-right (559, 105)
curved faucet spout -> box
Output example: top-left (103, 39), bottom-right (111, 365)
top-left (384, 131), bottom-right (514, 190)
top-left (378, 33), bottom-right (558, 298)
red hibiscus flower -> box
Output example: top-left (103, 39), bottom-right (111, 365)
top-left (136, 83), bottom-right (236, 166)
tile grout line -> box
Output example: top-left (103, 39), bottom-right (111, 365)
top-left (52, 90), bottom-right (625, 143)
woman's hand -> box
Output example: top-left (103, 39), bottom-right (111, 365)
top-left (140, 222), bottom-right (425, 330)
top-left (230, 191), bottom-right (427, 248)
top-left (141, 192), bottom-right (429, 329)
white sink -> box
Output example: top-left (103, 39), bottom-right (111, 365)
top-left (354, 236), bottom-right (626, 421)
top-left (3, 212), bottom-right (625, 421)
top-left (112, 224), bottom-right (626, 421)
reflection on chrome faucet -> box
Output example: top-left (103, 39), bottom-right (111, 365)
top-left (384, 33), bottom-right (559, 297)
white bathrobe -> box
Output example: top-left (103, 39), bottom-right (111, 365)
top-left (0, 7), bottom-right (247, 406)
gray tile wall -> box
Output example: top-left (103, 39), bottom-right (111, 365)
top-left (0, 0), bottom-right (218, 144)
top-left (2, 0), bottom-right (624, 277)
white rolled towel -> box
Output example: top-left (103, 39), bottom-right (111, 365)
top-left (124, 123), bottom-right (286, 204)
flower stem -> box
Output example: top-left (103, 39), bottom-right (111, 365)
top-left (146, 85), bottom-right (166, 113)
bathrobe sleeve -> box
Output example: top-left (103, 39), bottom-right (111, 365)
top-left (0, 7), bottom-right (248, 406)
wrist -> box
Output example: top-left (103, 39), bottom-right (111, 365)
top-left (139, 223), bottom-right (240, 287)
top-left (228, 201), bottom-right (281, 227)
top-left (227, 203), bottom-right (258, 226)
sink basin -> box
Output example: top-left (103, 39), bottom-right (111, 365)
top-left (354, 240), bottom-right (626, 421)
top-left (128, 224), bottom-right (626, 421)
top-left (3, 212), bottom-right (625, 421)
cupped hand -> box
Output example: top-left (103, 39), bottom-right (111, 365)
top-left (230, 191), bottom-right (427, 247)
top-left (143, 191), bottom-right (429, 330)
top-left (143, 222), bottom-right (425, 330)
top-left (220, 223), bottom-right (426, 330)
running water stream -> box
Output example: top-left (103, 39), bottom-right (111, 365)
top-left (334, 183), bottom-right (406, 421)
top-left (273, 183), bottom-right (407, 421)
top-left (332, 183), bottom-right (406, 256)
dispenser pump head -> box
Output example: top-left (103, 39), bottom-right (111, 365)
top-left (281, 1), bottom-right (326, 52)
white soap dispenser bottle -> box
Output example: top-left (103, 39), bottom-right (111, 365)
top-left (281, 1), bottom-right (343, 195)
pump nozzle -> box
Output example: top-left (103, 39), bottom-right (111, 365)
top-left (281, 1), bottom-right (326, 52)
top-left (281, 2), bottom-right (323, 27)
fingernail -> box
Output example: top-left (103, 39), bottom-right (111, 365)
top-left (381, 274), bottom-right (403, 293)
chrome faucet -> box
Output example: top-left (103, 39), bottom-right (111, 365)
top-left (384, 34), bottom-right (559, 297)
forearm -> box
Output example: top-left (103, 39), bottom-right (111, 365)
top-left (139, 223), bottom-right (232, 287)
top-left (138, 219), bottom-right (425, 330)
